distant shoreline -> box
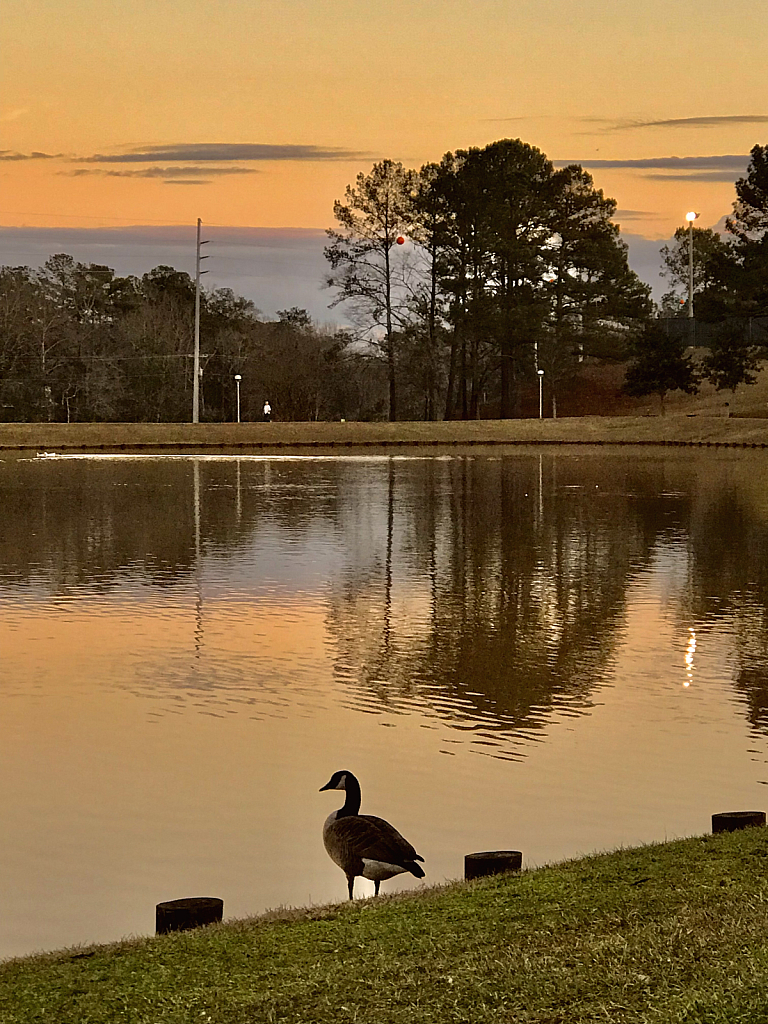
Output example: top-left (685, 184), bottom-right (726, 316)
top-left (1, 416), bottom-right (768, 451)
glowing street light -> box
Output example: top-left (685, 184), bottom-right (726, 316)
top-left (686, 211), bottom-right (699, 319)
top-left (234, 374), bottom-right (242, 423)
top-left (537, 368), bottom-right (544, 419)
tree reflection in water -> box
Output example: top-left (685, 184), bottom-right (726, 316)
top-left (328, 454), bottom-right (646, 758)
top-left (323, 450), bottom-right (768, 755)
top-left (2, 449), bottom-right (768, 747)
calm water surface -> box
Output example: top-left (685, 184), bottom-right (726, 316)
top-left (1, 447), bottom-right (768, 959)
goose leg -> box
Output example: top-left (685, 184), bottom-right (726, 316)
top-left (346, 875), bottom-right (355, 900)
top-left (374, 880), bottom-right (380, 896)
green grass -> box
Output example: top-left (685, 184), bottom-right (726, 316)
top-left (1, 410), bottom-right (768, 454)
top-left (4, 829), bottom-right (768, 1022)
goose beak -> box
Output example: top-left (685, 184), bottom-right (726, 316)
top-left (319, 780), bottom-right (333, 792)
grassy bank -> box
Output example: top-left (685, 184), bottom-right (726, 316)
top-left (3, 828), bottom-right (768, 1023)
top-left (1, 415), bottom-right (768, 452)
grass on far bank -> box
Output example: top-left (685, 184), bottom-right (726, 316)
top-left (3, 829), bottom-right (768, 1023)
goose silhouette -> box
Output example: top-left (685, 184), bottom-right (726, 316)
top-left (320, 769), bottom-right (425, 899)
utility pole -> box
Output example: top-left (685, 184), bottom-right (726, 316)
top-left (193, 218), bottom-right (210, 423)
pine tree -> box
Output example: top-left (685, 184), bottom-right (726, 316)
top-left (623, 320), bottom-right (699, 414)
top-left (325, 160), bottom-right (417, 421)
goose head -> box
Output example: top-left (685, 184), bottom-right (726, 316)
top-left (319, 769), bottom-right (355, 792)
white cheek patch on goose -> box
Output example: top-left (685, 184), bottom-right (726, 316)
top-left (361, 859), bottom-right (408, 882)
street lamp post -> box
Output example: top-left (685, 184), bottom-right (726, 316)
top-left (234, 374), bottom-right (242, 424)
top-left (537, 368), bottom-right (544, 420)
top-left (685, 211), bottom-right (699, 319)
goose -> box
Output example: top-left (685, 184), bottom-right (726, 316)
top-left (319, 769), bottom-right (425, 899)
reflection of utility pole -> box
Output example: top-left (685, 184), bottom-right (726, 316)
top-left (193, 459), bottom-right (204, 656)
top-left (426, 457), bottom-right (444, 687)
top-left (429, 460), bottom-right (438, 626)
top-left (192, 219), bottom-right (210, 423)
top-left (383, 459), bottom-right (394, 655)
top-left (235, 457), bottom-right (242, 526)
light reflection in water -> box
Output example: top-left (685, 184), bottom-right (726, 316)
top-left (0, 448), bottom-right (767, 960)
top-left (685, 628), bottom-right (697, 687)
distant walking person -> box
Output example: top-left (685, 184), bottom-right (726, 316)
top-left (263, 400), bottom-right (272, 422)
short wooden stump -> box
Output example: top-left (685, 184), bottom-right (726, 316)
top-left (712, 811), bottom-right (766, 834)
top-left (465, 850), bottom-right (522, 880)
top-left (156, 897), bottom-right (224, 935)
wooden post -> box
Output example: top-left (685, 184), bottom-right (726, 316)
top-left (465, 850), bottom-right (522, 880)
top-left (712, 811), bottom-right (766, 834)
top-left (156, 897), bottom-right (223, 935)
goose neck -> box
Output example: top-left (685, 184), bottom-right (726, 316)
top-left (338, 775), bottom-right (362, 817)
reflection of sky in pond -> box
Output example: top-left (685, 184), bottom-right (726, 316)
top-left (2, 448), bottom-right (768, 960)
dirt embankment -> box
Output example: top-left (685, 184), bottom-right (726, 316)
top-left (0, 415), bottom-right (767, 451)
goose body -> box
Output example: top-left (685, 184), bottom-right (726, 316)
top-left (320, 770), bottom-right (425, 899)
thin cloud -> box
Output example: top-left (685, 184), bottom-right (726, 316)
top-left (606, 114), bottom-right (768, 131)
top-left (80, 143), bottom-right (369, 164)
top-left (478, 115), bottom-right (534, 123)
top-left (2, 142), bottom-right (370, 167)
top-left (66, 166), bottom-right (259, 180)
top-left (554, 154), bottom-right (749, 170)
top-left (643, 170), bottom-right (744, 182)
top-left (0, 150), bottom-right (62, 161)
top-left (554, 153), bottom-right (750, 185)
top-left (614, 209), bottom-right (657, 219)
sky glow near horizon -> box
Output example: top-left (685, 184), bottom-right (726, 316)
top-left (1, 0), bottom-right (766, 312)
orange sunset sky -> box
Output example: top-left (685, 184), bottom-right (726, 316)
top-left (2, 0), bottom-right (767, 315)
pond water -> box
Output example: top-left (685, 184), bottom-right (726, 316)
top-left (1, 446), bottom-right (768, 961)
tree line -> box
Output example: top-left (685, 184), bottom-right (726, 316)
top-left (327, 138), bottom-right (768, 418)
top-left (1, 138), bottom-right (767, 422)
top-left (325, 138), bottom-right (652, 420)
top-left (0, 257), bottom-right (382, 422)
